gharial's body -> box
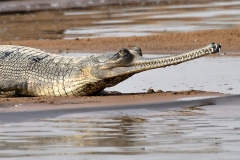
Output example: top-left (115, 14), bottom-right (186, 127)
top-left (0, 43), bottom-right (221, 96)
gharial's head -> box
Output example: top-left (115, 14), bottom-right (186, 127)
top-left (90, 43), bottom-right (221, 81)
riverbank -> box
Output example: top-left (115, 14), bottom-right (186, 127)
top-left (0, 28), bottom-right (239, 117)
top-left (1, 29), bottom-right (240, 54)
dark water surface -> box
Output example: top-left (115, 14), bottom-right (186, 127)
top-left (1, 105), bottom-right (240, 159)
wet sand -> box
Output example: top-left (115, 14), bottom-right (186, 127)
top-left (0, 90), bottom-right (221, 111)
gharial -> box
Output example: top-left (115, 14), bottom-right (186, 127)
top-left (0, 43), bottom-right (221, 97)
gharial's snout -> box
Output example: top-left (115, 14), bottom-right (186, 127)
top-left (211, 43), bottom-right (221, 53)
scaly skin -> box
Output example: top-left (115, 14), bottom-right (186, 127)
top-left (0, 43), bottom-right (221, 96)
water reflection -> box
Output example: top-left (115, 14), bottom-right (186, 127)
top-left (1, 109), bottom-right (240, 159)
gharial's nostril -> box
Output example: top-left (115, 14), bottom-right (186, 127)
top-left (218, 44), bottom-right (222, 51)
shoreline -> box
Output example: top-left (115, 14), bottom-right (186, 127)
top-left (1, 29), bottom-right (240, 54)
top-left (0, 90), bottom-right (223, 112)
top-left (1, 92), bottom-right (235, 123)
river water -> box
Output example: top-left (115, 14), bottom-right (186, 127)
top-left (1, 105), bottom-right (240, 160)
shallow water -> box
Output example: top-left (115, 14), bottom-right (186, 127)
top-left (1, 108), bottom-right (240, 159)
top-left (63, 53), bottom-right (240, 94)
top-left (64, 1), bottom-right (240, 39)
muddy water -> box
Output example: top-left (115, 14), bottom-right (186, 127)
top-left (64, 53), bottom-right (240, 94)
top-left (1, 106), bottom-right (240, 159)
top-left (0, 0), bottom-right (240, 40)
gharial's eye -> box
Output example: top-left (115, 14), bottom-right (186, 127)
top-left (119, 48), bottom-right (130, 57)
top-left (112, 53), bottom-right (120, 59)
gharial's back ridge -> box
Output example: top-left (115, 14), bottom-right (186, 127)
top-left (0, 43), bottom-right (221, 96)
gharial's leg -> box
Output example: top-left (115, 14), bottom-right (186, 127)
top-left (0, 80), bottom-right (27, 96)
top-left (0, 91), bottom-right (17, 97)
top-left (95, 90), bottom-right (122, 96)
top-left (0, 80), bottom-right (17, 96)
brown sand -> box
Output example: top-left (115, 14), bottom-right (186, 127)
top-left (0, 29), bottom-right (237, 114)
top-left (1, 29), bottom-right (240, 54)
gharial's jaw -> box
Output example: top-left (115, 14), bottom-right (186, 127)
top-left (90, 43), bottom-right (221, 80)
